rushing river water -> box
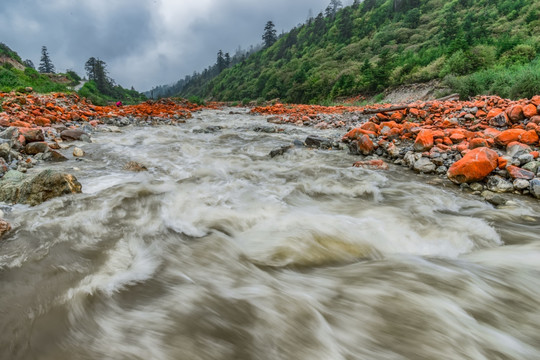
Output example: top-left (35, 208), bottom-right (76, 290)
top-left (1, 109), bottom-right (540, 360)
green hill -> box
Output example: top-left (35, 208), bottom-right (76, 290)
top-left (0, 43), bottom-right (146, 105)
top-left (179, 0), bottom-right (540, 103)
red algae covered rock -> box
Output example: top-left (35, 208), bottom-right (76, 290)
top-left (523, 104), bottom-right (538, 118)
top-left (494, 129), bottom-right (527, 146)
top-left (413, 129), bottom-right (434, 152)
top-left (353, 159), bottom-right (389, 170)
top-left (447, 147), bottom-right (499, 184)
top-left (506, 165), bottom-right (535, 180)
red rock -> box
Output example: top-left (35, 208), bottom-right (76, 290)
top-left (20, 128), bottom-right (44, 143)
top-left (519, 130), bottom-right (539, 145)
top-left (469, 138), bottom-right (489, 149)
top-left (523, 104), bottom-right (538, 118)
top-left (447, 147), bottom-right (499, 184)
top-left (531, 96), bottom-right (540, 106)
top-left (0, 219), bottom-right (11, 239)
top-left (506, 165), bottom-right (535, 180)
top-left (506, 105), bottom-right (524, 123)
top-left (494, 129), bottom-right (527, 146)
top-left (414, 129), bottom-right (434, 151)
top-left (449, 133), bottom-right (466, 143)
top-left (486, 108), bottom-right (503, 119)
top-left (356, 134), bottom-right (375, 155)
top-left (360, 122), bottom-right (379, 134)
top-left (483, 128), bottom-right (501, 138)
top-left (475, 109), bottom-right (487, 117)
top-left (531, 151), bottom-right (539, 159)
top-left (497, 157), bottom-right (508, 169)
top-left (353, 159), bottom-right (389, 170)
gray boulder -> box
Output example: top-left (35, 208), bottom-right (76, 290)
top-left (530, 179), bottom-right (540, 199)
top-left (0, 170), bottom-right (82, 206)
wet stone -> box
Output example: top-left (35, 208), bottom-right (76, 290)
top-left (530, 179), bottom-right (540, 198)
top-left (513, 179), bottom-right (530, 191)
top-left (270, 145), bottom-right (293, 158)
top-left (487, 175), bottom-right (514, 193)
top-left (305, 135), bottom-right (332, 149)
top-left (522, 161), bottom-right (540, 174)
top-left (481, 190), bottom-right (507, 206)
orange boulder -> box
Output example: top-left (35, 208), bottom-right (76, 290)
top-left (413, 129), bottom-right (434, 152)
top-left (447, 147), bottom-right (499, 184)
top-left (494, 129), bottom-right (526, 146)
top-left (523, 104), bottom-right (538, 118)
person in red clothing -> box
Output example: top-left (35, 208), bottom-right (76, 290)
top-left (116, 101), bottom-right (123, 107)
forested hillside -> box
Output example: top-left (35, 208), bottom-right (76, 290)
top-left (179, 0), bottom-right (540, 103)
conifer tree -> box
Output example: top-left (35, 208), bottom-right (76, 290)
top-left (262, 21), bottom-right (277, 48)
top-left (38, 46), bottom-right (55, 73)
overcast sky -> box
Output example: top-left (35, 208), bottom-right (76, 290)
top-left (0, 0), bottom-right (346, 91)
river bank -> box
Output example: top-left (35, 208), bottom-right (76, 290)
top-left (0, 91), bottom-right (539, 213)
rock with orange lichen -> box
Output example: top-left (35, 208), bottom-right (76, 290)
top-left (353, 159), bottom-right (389, 170)
top-left (447, 147), bottom-right (499, 184)
top-left (413, 129), bottom-right (434, 152)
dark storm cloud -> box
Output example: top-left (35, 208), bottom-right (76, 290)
top-left (1, 0), bottom-right (339, 91)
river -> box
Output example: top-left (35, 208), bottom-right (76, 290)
top-left (1, 109), bottom-right (539, 359)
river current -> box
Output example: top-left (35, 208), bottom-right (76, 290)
top-left (1, 109), bottom-right (539, 359)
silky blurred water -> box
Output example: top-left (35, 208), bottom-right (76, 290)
top-left (1, 109), bottom-right (539, 360)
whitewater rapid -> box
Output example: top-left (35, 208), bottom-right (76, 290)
top-left (1, 109), bottom-right (539, 359)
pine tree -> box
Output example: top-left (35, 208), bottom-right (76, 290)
top-left (216, 50), bottom-right (226, 73)
top-left (38, 46), bottom-right (55, 73)
top-left (262, 21), bottom-right (277, 48)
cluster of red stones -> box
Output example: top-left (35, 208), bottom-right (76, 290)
top-left (0, 92), bottom-right (215, 129)
top-left (254, 95), bottom-right (540, 199)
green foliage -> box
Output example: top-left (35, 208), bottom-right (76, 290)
top-left (188, 95), bottom-right (205, 105)
top-left (0, 43), bottom-right (23, 63)
top-left (0, 65), bottom-right (69, 93)
top-left (177, 0), bottom-right (540, 103)
top-left (444, 57), bottom-right (540, 99)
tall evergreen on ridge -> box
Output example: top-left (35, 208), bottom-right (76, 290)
top-left (262, 21), bottom-right (277, 48)
top-left (38, 46), bottom-right (55, 73)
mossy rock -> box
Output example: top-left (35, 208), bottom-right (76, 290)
top-left (0, 169), bottom-right (82, 206)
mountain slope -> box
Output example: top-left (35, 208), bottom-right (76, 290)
top-left (179, 0), bottom-right (540, 103)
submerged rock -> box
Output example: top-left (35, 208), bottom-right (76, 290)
top-left (0, 218), bottom-right (10, 239)
top-left (123, 161), bottom-right (148, 172)
top-left (0, 169), bottom-right (82, 206)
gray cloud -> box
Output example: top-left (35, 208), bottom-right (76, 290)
top-left (1, 0), bottom-right (340, 91)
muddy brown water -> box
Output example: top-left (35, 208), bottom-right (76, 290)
top-left (1, 109), bottom-right (539, 360)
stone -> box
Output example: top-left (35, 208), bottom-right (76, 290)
top-left (506, 142), bottom-right (531, 158)
top-left (530, 179), bottom-right (540, 199)
top-left (522, 161), bottom-right (540, 174)
top-left (489, 112), bottom-right (509, 127)
top-left (517, 153), bottom-right (534, 165)
top-left (470, 182), bottom-right (484, 192)
top-left (495, 129), bottom-right (526, 146)
top-left (60, 129), bottom-right (86, 141)
top-left (506, 165), bottom-right (535, 180)
top-left (522, 104), bottom-right (538, 118)
top-left (506, 105), bottom-right (524, 123)
top-left (0, 169), bottom-right (82, 206)
top-left (305, 135), bottom-right (332, 149)
top-left (21, 129), bottom-right (45, 143)
top-left (513, 179), bottom-right (530, 191)
top-left (413, 129), bottom-right (434, 152)
top-left (123, 161), bottom-right (148, 172)
top-left (350, 134), bottom-right (375, 155)
top-left (413, 157), bottom-right (436, 173)
top-left (43, 150), bottom-right (68, 162)
top-left (25, 142), bottom-right (49, 155)
top-left (447, 147), bottom-right (499, 184)
top-left (0, 218), bottom-right (11, 239)
top-left (73, 147), bottom-right (84, 157)
top-left (269, 145), bottom-right (293, 158)
top-left (353, 159), bottom-right (389, 170)
top-left (481, 190), bottom-right (507, 206)
top-left (486, 175), bottom-right (514, 193)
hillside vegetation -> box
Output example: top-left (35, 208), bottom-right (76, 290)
top-left (0, 43), bottom-right (146, 105)
top-left (179, 0), bottom-right (540, 103)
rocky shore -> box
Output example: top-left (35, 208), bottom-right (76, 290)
top-left (252, 95), bottom-right (540, 203)
top-left (0, 90), bottom-right (539, 238)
